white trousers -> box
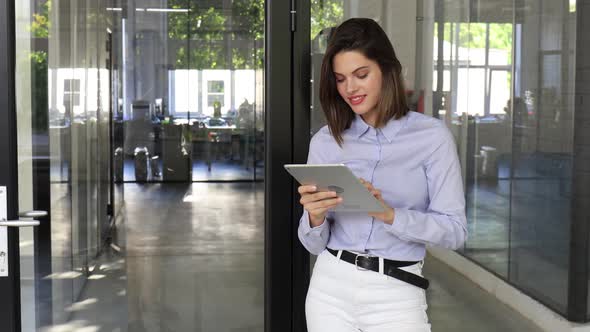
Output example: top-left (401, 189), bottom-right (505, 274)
top-left (306, 250), bottom-right (431, 332)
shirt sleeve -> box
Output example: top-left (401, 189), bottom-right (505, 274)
top-left (384, 127), bottom-right (468, 250)
top-left (298, 211), bottom-right (331, 255)
top-left (297, 131), bottom-right (332, 254)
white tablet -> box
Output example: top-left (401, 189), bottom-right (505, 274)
top-left (284, 163), bottom-right (385, 213)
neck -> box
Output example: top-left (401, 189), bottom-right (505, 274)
top-left (361, 113), bottom-right (378, 128)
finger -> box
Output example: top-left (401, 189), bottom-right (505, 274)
top-left (361, 181), bottom-right (372, 191)
top-left (298, 185), bottom-right (317, 194)
top-left (307, 196), bottom-right (342, 210)
top-left (371, 189), bottom-right (381, 198)
top-left (306, 197), bottom-right (342, 211)
top-left (302, 191), bottom-right (337, 203)
top-left (360, 179), bottom-right (374, 189)
top-left (308, 204), bottom-right (339, 217)
top-left (300, 191), bottom-right (338, 205)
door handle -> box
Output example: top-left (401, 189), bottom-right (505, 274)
top-left (0, 210), bottom-right (48, 226)
top-left (0, 219), bottom-right (40, 227)
top-left (19, 210), bottom-right (48, 218)
top-left (0, 189), bottom-right (44, 277)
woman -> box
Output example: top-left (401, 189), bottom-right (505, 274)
top-left (298, 18), bottom-right (467, 332)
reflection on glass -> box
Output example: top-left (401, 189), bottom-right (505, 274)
top-left (309, 0), bottom-right (345, 272)
top-left (15, 0), bottom-right (115, 329)
top-left (433, 0), bottom-right (576, 316)
top-left (119, 2), bottom-right (265, 182)
top-left (508, 0), bottom-right (575, 315)
top-left (15, 0), bottom-right (266, 329)
top-left (310, 0), bottom-right (345, 137)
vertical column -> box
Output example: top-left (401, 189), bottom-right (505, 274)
top-left (568, 0), bottom-right (590, 322)
top-left (265, 0), bottom-right (294, 330)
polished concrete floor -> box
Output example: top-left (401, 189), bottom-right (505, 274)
top-left (122, 159), bottom-right (265, 182)
top-left (37, 182), bottom-right (542, 331)
top-left (463, 177), bottom-right (570, 312)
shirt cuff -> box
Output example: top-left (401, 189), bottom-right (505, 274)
top-left (300, 211), bottom-right (328, 237)
top-left (384, 207), bottom-right (409, 237)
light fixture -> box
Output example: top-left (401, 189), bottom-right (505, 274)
top-left (146, 8), bottom-right (189, 13)
top-left (106, 7), bottom-right (189, 13)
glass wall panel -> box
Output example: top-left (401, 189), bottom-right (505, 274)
top-left (432, 1), bottom-right (514, 278)
top-left (508, 0), bottom-right (575, 314)
top-left (308, 0), bottom-right (577, 320)
top-left (15, 0), bottom-right (115, 329)
top-left (432, 0), bottom-right (576, 316)
top-left (117, 0), bottom-right (264, 183)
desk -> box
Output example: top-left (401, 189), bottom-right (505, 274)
top-left (190, 124), bottom-right (252, 171)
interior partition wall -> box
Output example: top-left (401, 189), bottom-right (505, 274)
top-left (110, 0), bottom-right (265, 183)
top-left (430, 0), bottom-right (590, 322)
top-left (12, 0), bottom-right (114, 329)
top-left (1, 0), bottom-right (118, 329)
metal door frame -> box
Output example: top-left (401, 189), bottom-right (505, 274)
top-left (265, 0), bottom-right (311, 331)
top-left (0, 0), bottom-right (22, 331)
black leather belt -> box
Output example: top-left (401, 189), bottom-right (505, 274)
top-left (327, 248), bottom-right (430, 290)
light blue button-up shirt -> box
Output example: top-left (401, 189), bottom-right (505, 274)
top-left (298, 111), bottom-right (467, 261)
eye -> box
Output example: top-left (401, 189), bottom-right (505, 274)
top-left (357, 73), bottom-right (368, 79)
top-left (335, 77), bottom-right (345, 83)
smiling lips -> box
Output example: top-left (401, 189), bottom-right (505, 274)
top-left (348, 95), bottom-right (366, 105)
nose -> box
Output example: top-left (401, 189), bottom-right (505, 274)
top-left (345, 79), bottom-right (358, 95)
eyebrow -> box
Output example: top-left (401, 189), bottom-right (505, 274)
top-left (334, 66), bottom-right (369, 76)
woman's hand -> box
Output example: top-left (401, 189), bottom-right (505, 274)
top-left (298, 185), bottom-right (343, 227)
top-left (359, 178), bottom-right (395, 225)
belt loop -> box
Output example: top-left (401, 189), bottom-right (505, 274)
top-left (379, 257), bottom-right (384, 274)
top-left (336, 250), bottom-right (343, 261)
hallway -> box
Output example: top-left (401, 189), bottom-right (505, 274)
top-left (45, 183), bottom-right (542, 332)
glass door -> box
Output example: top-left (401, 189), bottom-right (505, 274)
top-left (9, 0), bottom-right (118, 330)
top-left (4, 0), bottom-right (270, 331)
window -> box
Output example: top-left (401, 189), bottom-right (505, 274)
top-left (433, 23), bottom-right (513, 116)
top-left (63, 78), bottom-right (81, 107)
top-left (207, 80), bottom-right (224, 107)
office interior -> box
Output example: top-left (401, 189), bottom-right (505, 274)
top-left (3, 0), bottom-right (590, 331)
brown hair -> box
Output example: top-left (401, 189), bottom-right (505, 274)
top-left (319, 18), bottom-right (409, 146)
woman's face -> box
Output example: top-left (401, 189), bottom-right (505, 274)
top-left (332, 50), bottom-right (383, 126)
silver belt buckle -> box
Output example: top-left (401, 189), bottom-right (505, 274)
top-left (354, 253), bottom-right (373, 271)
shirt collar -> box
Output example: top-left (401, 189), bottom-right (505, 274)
top-left (349, 113), bottom-right (408, 143)
top-left (349, 114), bottom-right (371, 138)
